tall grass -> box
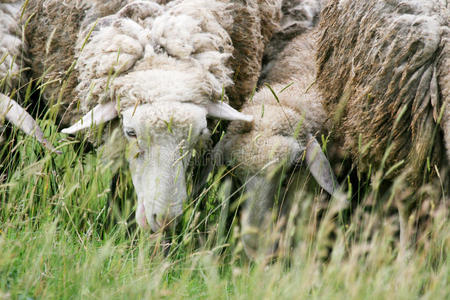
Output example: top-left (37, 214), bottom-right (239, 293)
top-left (0, 111), bottom-right (448, 299)
top-left (0, 29), bottom-right (448, 298)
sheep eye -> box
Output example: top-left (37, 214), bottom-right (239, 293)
top-left (125, 128), bottom-right (137, 138)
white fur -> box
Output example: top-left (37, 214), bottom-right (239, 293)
top-left (75, 0), bottom-right (234, 112)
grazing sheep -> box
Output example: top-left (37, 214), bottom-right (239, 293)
top-left (316, 0), bottom-right (449, 246)
top-left (216, 0), bottom-right (337, 256)
top-left (24, 0), bottom-right (281, 232)
top-left (0, 0), bottom-right (57, 152)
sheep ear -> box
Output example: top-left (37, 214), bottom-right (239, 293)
top-left (61, 102), bottom-right (118, 134)
top-left (206, 102), bottom-right (253, 122)
top-left (305, 136), bottom-right (338, 195)
top-left (0, 94), bottom-right (61, 154)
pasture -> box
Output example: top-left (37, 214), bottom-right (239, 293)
top-left (0, 94), bottom-right (448, 299)
top-left (0, 0), bottom-right (449, 298)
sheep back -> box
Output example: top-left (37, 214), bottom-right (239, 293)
top-left (260, 0), bottom-right (323, 83)
top-left (316, 0), bottom-right (449, 184)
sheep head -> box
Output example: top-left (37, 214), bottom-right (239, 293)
top-left (63, 99), bottom-right (252, 231)
top-left (216, 88), bottom-right (339, 257)
top-left (219, 85), bottom-right (338, 197)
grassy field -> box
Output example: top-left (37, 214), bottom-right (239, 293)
top-left (1, 0), bottom-right (448, 297)
top-left (0, 115), bottom-right (448, 299)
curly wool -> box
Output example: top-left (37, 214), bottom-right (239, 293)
top-left (76, 0), bottom-right (234, 113)
top-left (316, 0), bottom-right (449, 184)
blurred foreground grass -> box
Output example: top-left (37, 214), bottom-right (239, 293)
top-left (0, 119), bottom-right (448, 300)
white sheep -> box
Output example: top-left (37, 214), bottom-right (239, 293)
top-left (0, 0), bottom-right (57, 152)
top-left (24, 0), bottom-right (282, 232)
top-left (216, 0), bottom-right (337, 256)
top-left (316, 0), bottom-right (449, 247)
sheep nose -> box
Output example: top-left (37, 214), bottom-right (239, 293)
top-left (149, 212), bottom-right (180, 232)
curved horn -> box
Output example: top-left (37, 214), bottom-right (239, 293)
top-left (305, 135), bottom-right (338, 195)
top-left (206, 101), bottom-right (253, 122)
top-left (61, 101), bottom-right (118, 134)
top-left (0, 94), bottom-right (61, 154)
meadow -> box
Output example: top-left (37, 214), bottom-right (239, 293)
top-left (0, 101), bottom-right (448, 299)
top-left (0, 0), bottom-right (449, 298)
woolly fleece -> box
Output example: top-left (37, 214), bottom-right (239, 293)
top-left (317, 0), bottom-right (449, 185)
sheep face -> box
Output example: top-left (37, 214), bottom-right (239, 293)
top-left (121, 102), bottom-right (208, 232)
top-left (63, 98), bottom-right (252, 232)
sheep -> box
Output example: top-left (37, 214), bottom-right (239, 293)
top-left (316, 0), bottom-right (449, 247)
top-left (215, 0), bottom-right (337, 257)
top-left (0, 0), bottom-right (57, 152)
top-left (24, 0), bottom-right (282, 232)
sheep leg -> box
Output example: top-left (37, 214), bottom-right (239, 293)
top-left (398, 205), bottom-right (408, 251)
top-left (241, 175), bottom-right (278, 259)
top-left (397, 202), bottom-right (413, 259)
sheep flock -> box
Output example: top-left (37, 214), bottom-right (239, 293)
top-left (0, 0), bottom-right (449, 258)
